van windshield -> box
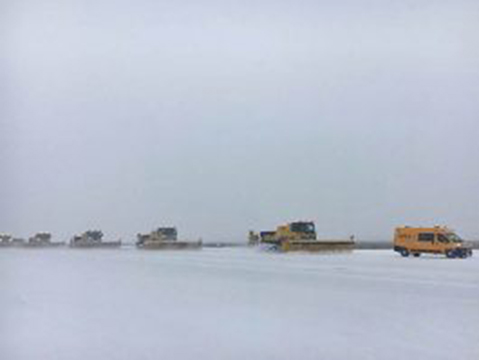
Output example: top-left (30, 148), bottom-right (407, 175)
top-left (446, 233), bottom-right (463, 243)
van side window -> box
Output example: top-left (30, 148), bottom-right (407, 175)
top-left (418, 233), bottom-right (434, 242)
top-left (437, 234), bottom-right (449, 243)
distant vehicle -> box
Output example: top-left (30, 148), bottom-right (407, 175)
top-left (26, 232), bottom-right (65, 248)
top-left (0, 234), bottom-right (13, 247)
top-left (249, 221), bottom-right (354, 252)
top-left (394, 226), bottom-right (473, 258)
top-left (69, 230), bottom-right (121, 248)
top-left (248, 231), bottom-right (260, 246)
top-left (0, 235), bottom-right (27, 247)
top-left (136, 227), bottom-right (202, 250)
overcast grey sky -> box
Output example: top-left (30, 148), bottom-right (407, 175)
top-left (1, 0), bottom-right (479, 242)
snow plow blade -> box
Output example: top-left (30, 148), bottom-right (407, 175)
top-left (69, 241), bottom-right (122, 249)
top-left (137, 240), bottom-right (202, 250)
top-left (280, 240), bottom-right (354, 252)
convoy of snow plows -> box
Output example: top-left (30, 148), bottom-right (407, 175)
top-left (0, 221), bottom-right (474, 258)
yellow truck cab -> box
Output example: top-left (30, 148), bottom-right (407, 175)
top-left (394, 226), bottom-right (473, 259)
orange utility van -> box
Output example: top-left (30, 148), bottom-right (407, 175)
top-left (394, 226), bottom-right (473, 258)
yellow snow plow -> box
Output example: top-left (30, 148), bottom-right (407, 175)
top-left (136, 227), bottom-right (202, 250)
top-left (26, 232), bottom-right (65, 248)
top-left (69, 230), bottom-right (121, 248)
top-left (249, 221), bottom-right (354, 252)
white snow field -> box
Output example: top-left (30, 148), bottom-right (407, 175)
top-left (1, 248), bottom-right (478, 360)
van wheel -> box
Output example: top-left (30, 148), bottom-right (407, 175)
top-left (446, 250), bottom-right (456, 259)
top-left (413, 253), bottom-right (421, 257)
top-left (400, 249), bottom-right (410, 257)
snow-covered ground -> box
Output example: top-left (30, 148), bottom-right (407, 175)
top-left (1, 248), bottom-right (478, 360)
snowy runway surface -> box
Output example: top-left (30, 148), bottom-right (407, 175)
top-left (1, 248), bottom-right (478, 360)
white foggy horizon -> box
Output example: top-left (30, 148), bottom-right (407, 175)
top-left (1, 0), bottom-right (479, 242)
